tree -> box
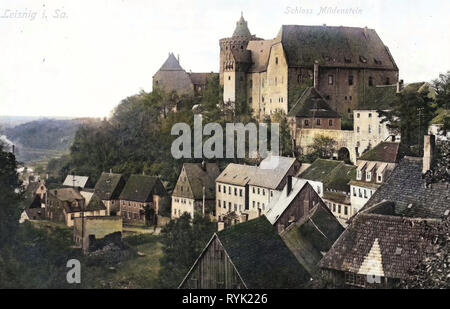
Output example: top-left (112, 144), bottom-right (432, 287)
top-left (378, 89), bottom-right (436, 155)
top-left (303, 135), bottom-right (337, 163)
top-left (158, 214), bottom-right (216, 288)
top-left (271, 110), bottom-right (294, 156)
top-left (433, 71), bottom-right (450, 109)
top-left (0, 142), bottom-right (23, 249)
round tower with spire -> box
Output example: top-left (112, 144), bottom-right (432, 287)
top-left (219, 13), bottom-right (260, 110)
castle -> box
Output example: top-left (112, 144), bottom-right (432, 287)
top-left (219, 13), bottom-right (399, 120)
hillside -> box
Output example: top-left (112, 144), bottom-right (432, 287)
top-left (4, 118), bottom-right (100, 163)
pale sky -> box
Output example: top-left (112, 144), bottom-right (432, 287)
top-left (1, 0), bottom-right (449, 118)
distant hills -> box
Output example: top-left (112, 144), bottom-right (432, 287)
top-left (1, 117), bottom-right (101, 164)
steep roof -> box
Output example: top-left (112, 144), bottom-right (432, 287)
top-left (94, 172), bottom-right (125, 200)
top-left (323, 162), bottom-right (356, 192)
top-left (282, 202), bottom-right (344, 274)
top-left (288, 87), bottom-right (341, 118)
top-left (362, 157), bottom-right (450, 218)
top-left (63, 175), bottom-right (89, 188)
top-left (277, 25), bottom-right (397, 70)
top-left (188, 73), bottom-right (218, 86)
top-left (216, 163), bottom-right (259, 186)
top-left (247, 39), bottom-right (273, 72)
top-left (298, 159), bottom-right (342, 182)
top-left (319, 212), bottom-right (439, 279)
top-left (358, 142), bottom-right (403, 163)
top-left (158, 53), bottom-right (184, 71)
top-left (49, 188), bottom-right (84, 203)
top-left (85, 193), bottom-right (107, 212)
top-left (216, 216), bottom-right (310, 288)
top-left (173, 163), bottom-right (220, 200)
top-left (232, 13), bottom-right (252, 38)
top-left (119, 175), bottom-right (166, 202)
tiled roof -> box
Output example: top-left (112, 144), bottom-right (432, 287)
top-left (84, 193), bottom-right (107, 212)
top-left (188, 73), bottom-right (218, 86)
top-left (278, 25), bottom-right (398, 70)
top-left (323, 163), bottom-right (356, 192)
top-left (158, 53), bottom-right (184, 71)
top-left (173, 163), bottom-right (220, 200)
top-left (362, 156), bottom-right (450, 218)
top-left (63, 175), bottom-right (89, 188)
top-left (319, 212), bottom-right (440, 279)
top-left (119, 175), bottom-right (166, 202)
top-left (358, 142), bottom-right (403, 163)
top-left (298, 159), bottom-right (342, 182)
top-left (216, 163), bottom-right (258, 186)
top-left (288, 87), bottom-right (341, 118)
top-left (232, 13), bottom-right (252, 38)
top-left (216, 216), bottom-right (311, 288)
top-left (94, 172), bottom-right (125, 200)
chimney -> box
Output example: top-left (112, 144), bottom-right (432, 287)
top-left (423, 135), bottom-right (436, 174)
top-left (239, 213), bottom-right (248, 223)
top-left (218, 221), bottom-right (225, 232)
top-left (313, 61), bottom-right (319, 90)
top-left (177, 54), bottom-right (180, 63)
top-left (363, 26), bottom-right (368, 39)
top-left (12, 144), bottom-right (15, 154)
top-left (396, 79), bottom-right (404, 93)
top-left (287, 175), bottom-right (293, 196)
top-left (201, 160), bottom-right (206, 171)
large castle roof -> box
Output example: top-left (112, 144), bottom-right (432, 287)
top-left (232, 12), bottom-right (252, 38)
top-left (275, 25), bottom-right (398, 70)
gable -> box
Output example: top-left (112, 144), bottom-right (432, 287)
top-left (172, 167), bottom-right (194, 199)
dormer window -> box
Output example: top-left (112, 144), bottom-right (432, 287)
top-left (344, 57), bottom-right (352, 63)
top-left (357, 170), bottom-right (362, 180)
top-left (349, 75), bottom-right (354, 85)
top-left (360, 56), bottom-right (368, 63)
top-left (374, 58), bottom-right (382, 65)
top-left (366, 172), bottom-right (372, 182)
top-left (377, 174), bottom-right (383, 183)
top-left (328, 75), bottom-right (334, 85)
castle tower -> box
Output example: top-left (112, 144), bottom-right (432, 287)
top-left (219, 13), bottom-right (255, 108)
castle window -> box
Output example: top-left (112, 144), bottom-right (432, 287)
top-left (241, 45), bottom-right (244, 50)
top-left (228, 76), bottom-right (231, 81)
top-left (275, 57), bottom-right (279, 65)
top-left (349, 96), bottom-right (352, 101)
top-left (345, 96), bottom-right (348, 100)
top-left (249, 97), bottom-right (252, 103)
top-left (369, 76), bottom-right (374, 86)
top-left (262, 96), bottom-right (265, 102)
top-left (349, 75), bottom-right (354, 85)
top-left (368, 125), bottom-right (372, 133)
top-left (316, 119), bottom-right (321, 126)
top-left (385, 77), bottom-right (390, 85)
top-left (368, 113), bottom-right (372, 118)
top-left (249, 80), bottom-right (253, 88)
top-left (275, 77), bottom-right (277, 86)
top-left (329, 119), bottom-right (333, 126)
top-left (344, 57), bottom-right (352, 63)
top-left (304, 120), bottom-right (309, 126)
top-left (328, 75), bottom-right (334, 85)
top-left (297, 74), bottom-right (302, 84)
top-left (357, 126), bottom-right (360, 133)
top-left (240, 76), bottom-right (243, 82)
top-left (326, 95), bottom-right (331, 100)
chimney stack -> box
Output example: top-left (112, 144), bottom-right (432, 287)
top-left (218, 221), bottom-right (225, 232)
top-left (396, 79), bottom-right (404, 93)
top-left (287, 175), bottom-right (293, 196)
top-left (177, 54), bottom-right (180, 64)
top-left (423, 135), bottom-right (436, 174)
top-left (313, 61), bottom-right (319, 90)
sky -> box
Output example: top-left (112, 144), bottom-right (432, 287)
top-left (0, 0), bottom-right (449, 118)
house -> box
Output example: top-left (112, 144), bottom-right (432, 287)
top-left (94, 172), bottom-right (126, 216)
top-left (179, 216), bottom-right (311, 289)
top-left (74, 216), bottom-right (123, 254)
top-left (319, 201), bottom-right (441, 288)
top-left (215, 156), bottom-right (300, 223)
top-left (350, 141), bottom-right (404, 214)
top-left (320, 139), bottom-right (450, 288)
top-left (46, 188), bottom-right (107, 227)
top-left (171, 162), bottom-right (220, 219)
top-left (63, 175), bottom-right (89, 189)
top-left (298, 159), bottom-right (356, 225)
top-left (265, 177), bottom-right (344, 275)
top-left (287, 87), bottom-right (342, 134)
top-left (26, 180), bottom-right (47, 205)
top-left (119, 175), bottom-right (167, 224)
top-left (19, 207), bottom-right (46, 223)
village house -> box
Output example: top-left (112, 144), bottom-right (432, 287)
top-left (350, 141), bottom-right (404, 214)
top-left (63, 175), bottom-right (89, 189)
top-left (320, 138), bottom-right (450, 288)
top-left (215, 156), bottom-right (300, 223)
top-left (94, 172), bottom-right (126, 216)
top-left (265, 177), bottom-right (343, 276)
top-left (179, 216), bottom-right (310, 289)
top-left (26, 180), bottom-right (47, 204)
top-left (119, 175), bottom-right (167, 225)
top-left (46, 188), bottom-right (107, 227)
top-left (74, 216), bottom-right (123, 254)
top-left (298, 159), bottom-right (356, 225)
top-left (171, 162), bottom-right (220, 220)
